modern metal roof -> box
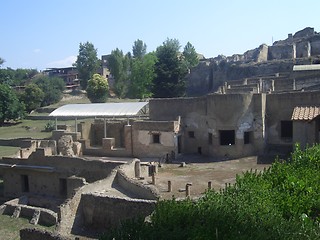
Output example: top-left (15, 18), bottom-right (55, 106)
top-left (291, 106), bottom-right (320, 121)
top-left (49, 102), bottom-right (148, 118)
top-left (293, 64), bottom-right (320, 71)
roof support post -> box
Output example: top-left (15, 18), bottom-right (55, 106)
top-left (104, 118), bottom-right (107, 138)
top-left (75, 117), bottom-right (78, 132)
top-left (55, 118), bottom-right (58, 130)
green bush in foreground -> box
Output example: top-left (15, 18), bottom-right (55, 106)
top-left (101, 144), bottom-right (320, 240)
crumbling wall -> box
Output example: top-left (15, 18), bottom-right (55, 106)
top-left (266, 91), bottom-right (320, 145)
top-left (132, 120), bottom-right (179, 158)
top-left (20, 228), bottom-right (71, 240)
top-left (81, 194), bottom-right (156, 231)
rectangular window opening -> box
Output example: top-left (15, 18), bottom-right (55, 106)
top-left (152, 133), bottom-right (160, 144)
top-left (188, 131), bottom-right (195, 138)
top-left (281, 121), bottom-right (293, 139)
top-left (219, 130), bottom-right (235, 146)
top-left (21, 175), bottom-right (29, 192)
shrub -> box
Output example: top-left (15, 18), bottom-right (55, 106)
top-left (102, 144), bottom-right (320, 240)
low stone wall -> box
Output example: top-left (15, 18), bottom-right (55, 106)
top-left (81, 194), bottom-right (156, 231)
top-left (0, 138), bottom-right (33, 147)
top-left (1, 201), bottom-right (57, 226)
top-left (115, 170), bottom-right (159, 200)
top-left (20, 228), bottom-right (71, 240)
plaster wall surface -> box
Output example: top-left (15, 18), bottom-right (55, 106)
top-left (293, 121), bottom-right (317, 149)
top-left (266, 91), bottom-right (320, 145)
top-left (149, 97), bottom-right (207, 121)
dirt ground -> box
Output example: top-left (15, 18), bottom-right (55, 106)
top-left (148, 155), bottom-right (271, 200)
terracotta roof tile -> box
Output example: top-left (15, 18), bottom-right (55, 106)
top-left (291, 106), bottom-right (320, 121)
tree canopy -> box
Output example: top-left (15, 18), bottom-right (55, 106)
top-left (107, 49), bottom-right (131, 98)
top-left (132, 39), bottom-right (147, 59)
top-left (0, 83), bottom-right (25, 124)
top-left (153, 38), bottom-right (188, 98)
top-left (86, 74), bottom-right (109, 103)
top-left (0, 57), bottom-right (4, 66)
top-left (183, 41), bottom-right (199, 69)
top-left (20, 83), bottom-right (45, 113)
top-left (0, 68), bottom-right (38, 86)
top-left (129, 52), bottom-right (157, 99)
top-left (32, 75), bottom-right (65, 106)
top-left (76, 42), bottom-right (100, 89)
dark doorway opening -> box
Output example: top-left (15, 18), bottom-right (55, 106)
top-left (281, 121), bottom-right (293, 139)
top-left (21, 175), bottom-right (29, 192)
top-left (219, 130), bottom-right (235, 145)
top-left (198, 147), bottom-right (202, 154)
top-left (244, 131), bottom-right (253, 144)
top-left (177, 135), bottom-right (182, 154)
top-left (208, 133), bottom-right (213, 144)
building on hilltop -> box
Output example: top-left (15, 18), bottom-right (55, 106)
top-left (43, 67), bottom-right (79, 88)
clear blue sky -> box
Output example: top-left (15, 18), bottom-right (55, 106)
top-left (1, 0), bottom-right (319, 70)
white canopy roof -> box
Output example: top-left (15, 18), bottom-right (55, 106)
top-left (49, 102), bottom-right (148, 118)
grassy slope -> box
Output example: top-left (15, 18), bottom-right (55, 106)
top-left (0, 215), bottom-right (54, 240)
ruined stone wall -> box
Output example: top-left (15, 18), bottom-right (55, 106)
top-left (149, 97), bottom-right (206, 121)
top-left (90, 120), bottom-right (126, 147)
top-left (131, 120), bottom-right (179, 158)
top-left (1, 153), bottom-right (123, 198)
top-left (115, 170), bottom-right (159, 200)
top-left (81, 194), bottom-right (156, 231)
top-left (20, 228), bottom-right (71, 240)
top-left (268, 44), bottom-right (295, 60)
top-left (266, 91), bottom-right (320, 145)
top-left (310, 36), bottom-right (320, 56)
top-left (149, 94), bottom-right (266, 158)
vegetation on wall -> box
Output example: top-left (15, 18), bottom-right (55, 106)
top-left (102, 144), bottom-right (320, 240)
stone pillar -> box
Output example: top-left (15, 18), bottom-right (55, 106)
top-left (102, 138), bottom-right (115, 150)
top-left (168, 180), bottom-right (172, 192)
top-left (124, 125), bottom-right (132, 155)
top-left (134, 160), bottom-right (141, 178)
top-left (186, 183), bottom-right (192, 197)
top-left (152, 173), bottom-right (156, 185)
top-left (307, 41), bottom-right (311, 57)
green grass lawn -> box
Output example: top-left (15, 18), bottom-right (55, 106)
top-left (0, 119), bottom-right (78, 139)
top-left (0, 146), bottom-right (20, 158)
top-left (0, 215), bottom-right (55, 240)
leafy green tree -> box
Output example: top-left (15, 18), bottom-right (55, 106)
top-left (0, 57), bottom-right (4, 66)
top-left (0, 83), bottom-right (25, 125)
top-left (86, 74), bottom-right (109, 103)
top-left (20, 83), bottom-right (45, 113)
top-left (76, 41), bottom-right (100, 89)
top-left (32, 76), bottom-right (65, 106)
top-left (153, 38), bottom-right (188, 98)
top-left (129, 52), bottom-right (156, 99)
top-left (0, 68), bottom-right (38, 86)
top-left (132, 39), bottom-right (147, 59)
top-left (183, 42), bottom-right (199, 68)
top-left (107, 49), bottom-right (131, 98)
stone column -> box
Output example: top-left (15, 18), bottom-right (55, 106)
top-left (134, 160), bottom-right (141, 178)
top-left (168, 180), bottom-right (172, 192)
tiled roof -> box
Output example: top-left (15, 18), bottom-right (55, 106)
top-left (291, 106), bottom-right (320, 121)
